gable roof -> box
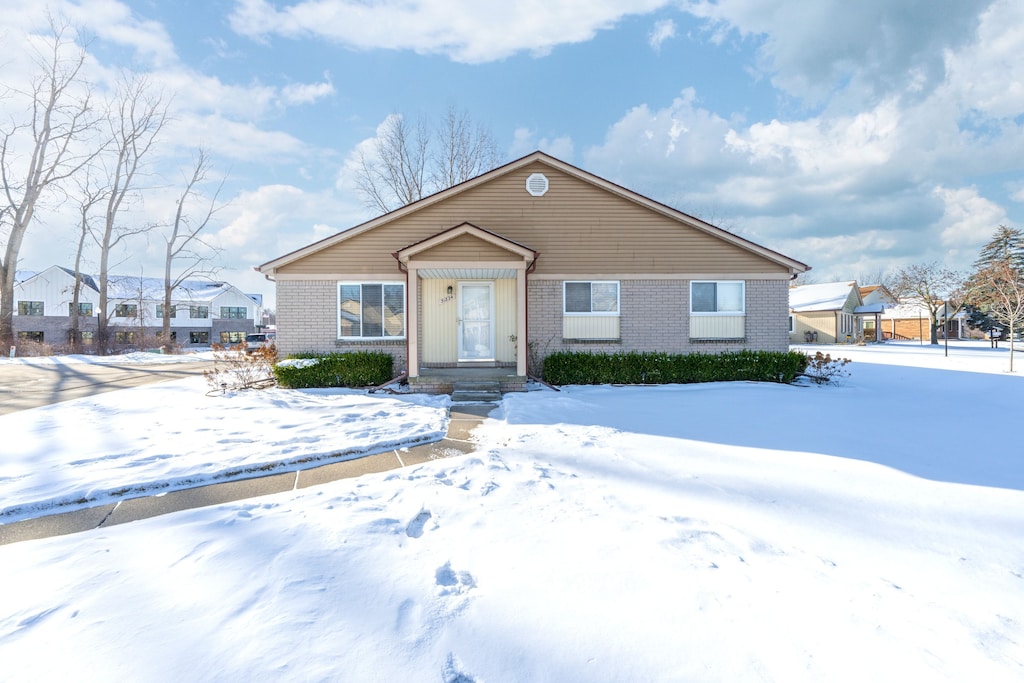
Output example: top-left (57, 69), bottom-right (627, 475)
top-left (789, 281), bottom-right (861, 312)
top-left (257, 151), bottom-right (810, 276)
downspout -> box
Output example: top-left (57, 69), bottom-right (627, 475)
top-left (391, 252), bottom-right (409, 376)
top-left (524, 253), bottom-right (555, 388)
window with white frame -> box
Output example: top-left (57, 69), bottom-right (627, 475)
top-left (69, 302), bottom-right (93, 316)
top-left (156, 304), bottom-right (176, 318)
top-left (190, 305), bottom-right (209, 319)
top-left (338, 282), bottom-right (405, 339)
top-left (789, 315), bottom-right (794, 333)
top-left (690, 281), bottom-right (745, 314)
top-left (563, 281), bottom-right (620, 314)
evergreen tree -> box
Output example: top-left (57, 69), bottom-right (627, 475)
top-left (974, 225), bottom-right (1024, 270)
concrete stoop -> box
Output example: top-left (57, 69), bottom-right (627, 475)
top-left (450, 380), bottom-right (502, 403)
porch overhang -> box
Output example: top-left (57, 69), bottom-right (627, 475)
top-left (392, 222), bottom-right (538, 380)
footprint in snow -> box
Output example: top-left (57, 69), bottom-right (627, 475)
top-left (436, 561), bottom-right (476, 596)
top-left (443, 653), bottom-right (478, 683)
top-left (406, 509), bottom-right (432, 538)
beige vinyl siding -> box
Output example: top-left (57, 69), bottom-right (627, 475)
top-left (690, 316), bottom-right (745, 339)
top-left (416, 233), bottom-right (518, 261)
top-left (420, 278), bottom-right (516, 364)
top-left (277, 162), bottom-right (789, 277)
top-left (563, 316), bottom-right (620, 339)
top-left (790, 311), bottom-right (838, 344)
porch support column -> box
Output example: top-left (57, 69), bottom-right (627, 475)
top-left (516, 266), bottom-right (527, 377)
top-left (407, 266), bottom-right (419, 378)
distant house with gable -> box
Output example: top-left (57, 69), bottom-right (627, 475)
top-left (12, 265), bottom-right (263, 350)
top-left (789, 281), bottom-right (866, 344)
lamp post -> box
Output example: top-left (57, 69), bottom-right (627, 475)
top-left (942, 314), bottom-right (948, 357)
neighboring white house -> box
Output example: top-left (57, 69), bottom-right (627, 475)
top-left (12, 265), bottom-right (263, 349)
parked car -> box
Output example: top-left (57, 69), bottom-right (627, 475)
top-left (245, 332), bottom-right (276, 353)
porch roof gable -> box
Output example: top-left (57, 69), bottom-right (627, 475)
top-left (393, 222), bottom-right (538, 265)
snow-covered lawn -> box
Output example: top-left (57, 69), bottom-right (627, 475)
top-left (1, 341), bottom-right (1022, 682)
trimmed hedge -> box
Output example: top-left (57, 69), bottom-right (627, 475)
top-left (273, 351), bottom-right (394, 389)
top-left (542, 349), bottom-right (809, 386)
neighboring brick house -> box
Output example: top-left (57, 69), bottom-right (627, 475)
top-left (879, 299), bottom-right (968, 341)
top-left (13, 265), bottom-right (263, 349)
top-left (257, 151), bottom-right (810, 391)
top-left (789, 281), bottom-right (865, 344)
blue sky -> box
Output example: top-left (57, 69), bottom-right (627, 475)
top-left (3, 0), bottom-right (1023, 307)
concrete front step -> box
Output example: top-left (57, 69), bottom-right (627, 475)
top-left (451, 380), bottom-right (502, 403)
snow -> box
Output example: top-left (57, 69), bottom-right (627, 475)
top-left (0, 350), bottom-right (218, 366)
top-left (2, 340), bottom-right (1023, 682)
top-left (789, 280), bottom-right (857, 311)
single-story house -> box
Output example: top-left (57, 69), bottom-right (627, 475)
top-left (858, 284), bottom-right (897, 341)
top-left (257, 151), bottom-right (810, 392)
top-left (880, 299), bottom-right (967, 341)
top-left (789, 281), bottom-right (865, 344)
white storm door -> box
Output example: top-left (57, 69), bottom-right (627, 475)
top-left (458, 282), bottom-right (495, 361)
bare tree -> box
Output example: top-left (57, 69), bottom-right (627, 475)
top-left (968, 260), bottom-right (1024, 371)
top-left (356, 114), bottom-right (429, 214)
top-left (355, 109), bottom-right (502, 213)
top-left (891, 263), bottom-right (968, 345)
top-left (430, 106), bottom-right (501, 191)
top-left (160, 149), bottom-right (226, 352)
top-left (94, 73), bottom-right (169, 353)
top-left (855, 267), bottom-right (894, 290)
top-left (0, 20), bottom-right (101, 347)
top-left (69, 169), bottom-right (107, 352)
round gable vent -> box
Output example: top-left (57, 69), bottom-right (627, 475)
top-left (526, 172), bottom-right (549, 197)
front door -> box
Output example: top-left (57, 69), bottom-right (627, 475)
top-left (458, 282), bottom-right (494, 361)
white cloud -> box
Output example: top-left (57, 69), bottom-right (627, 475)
top-left (941, 0), bottom-right (1024, 119)
top-left (584, 88), bottom-right (740, 199)
top-left (933, 186), bottom-right (1007, 249)
top-left (280, 77), bottom-right (335, 106)
top-left (229, 0), bottom-right (672, 63)
top-left (163, 113), bottom-right (309, 163)
top-left (63, 0), bottom-right (178, 66)
top-left (648, 19), bottom-right (676, 51)
top-left (684, 0), bottom-right (992, 105)
top-left (509, 128), bottom-right (574, 161)
top-left (214, 184), bottom-right (363, 265)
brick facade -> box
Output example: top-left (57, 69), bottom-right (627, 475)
top-left (280, 277), bottom-right (790, 378)
top-left (276, 279), bottom-right (408, 374)
top-left (528, 278), bottom-right (789, 373)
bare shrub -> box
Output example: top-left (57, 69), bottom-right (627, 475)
top-left (803, 352), bottom-right (852, 385)
top-left (203, 343), bottom-right (277, 393)
top-left (9, 340), bottom-right (54, 357)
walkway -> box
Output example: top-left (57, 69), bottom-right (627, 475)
top-left (0, 403), bottom-right (494, 546)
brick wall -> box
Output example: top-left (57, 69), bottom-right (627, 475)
top-left (527, 278), bottom-right (790, 372)
top-left (279, 278), bottom-right (789, 377)
top-left (276, 279), bottom-right (407, 373)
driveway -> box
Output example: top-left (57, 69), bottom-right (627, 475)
top-left (0, 360), bottom-right (217, 416)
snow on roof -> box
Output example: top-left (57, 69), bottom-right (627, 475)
top-left (103, 276), bottom-right (234, 302)
top-left (789, 281), bottom-right (857, 312)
